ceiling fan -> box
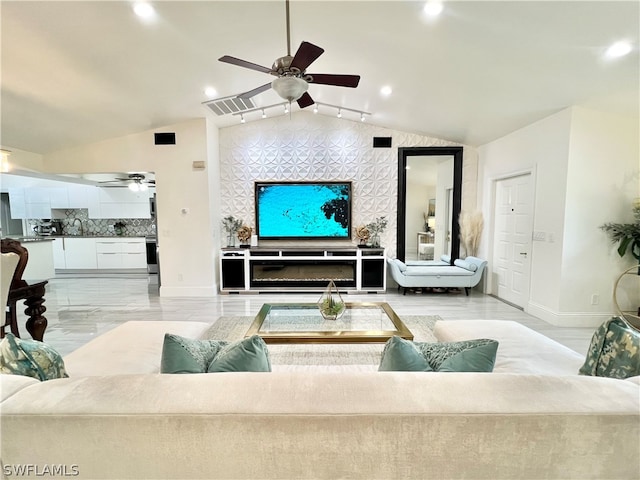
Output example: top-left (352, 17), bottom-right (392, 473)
top-left (99, 173), bottom-right (155, 191)
top-left (218, 0), bottom-right (360, 109)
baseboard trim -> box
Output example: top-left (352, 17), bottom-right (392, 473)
top-left (527, 301), bottom-right (610, 328)
top-left (159, 285), bottom-right (217, 297)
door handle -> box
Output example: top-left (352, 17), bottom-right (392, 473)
top-left (519, 252), bottom-right (528, 256)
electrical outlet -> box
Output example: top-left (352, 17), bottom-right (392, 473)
top-left (178, 273), bottom-right (183, 282)
top-left (548, 232), bottom-right (555, 243)
top-left (591, 294), bottom-right (599, 305)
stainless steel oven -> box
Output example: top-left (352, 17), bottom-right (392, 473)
top-left (145, 236), bottom-right (158, 274)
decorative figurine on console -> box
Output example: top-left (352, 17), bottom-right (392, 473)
top-left (237, 225), bottom-right (253, 249)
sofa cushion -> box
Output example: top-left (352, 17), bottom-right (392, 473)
top-left (207, 335), bottom-right (271, 373)
top-left (433, 320), bottom-right (584, 375)
top-left (404, 266), bottom-right (474, 277)
top-left (64, 321), bottom-right (213, 377)
top-left (379, 336), bottom-right (498, 372)
top-left (454, 258), bottom-right (478, 272)
top-left (579, 317), bottom-right (640, 379)
top-left (393, 258), bottom-right (407, 272)
top-left (0, 334), bottom-right (68, 381)
top-left (162, 334), bottom-right (271, 373)
top-left (161, 334), bottom-right (229, 374)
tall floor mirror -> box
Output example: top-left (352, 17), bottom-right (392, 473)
top-left (396, 146), bottom-right (463, 263)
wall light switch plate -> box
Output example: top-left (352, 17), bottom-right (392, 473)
top-left (532, 231), bottom-right (546, 241)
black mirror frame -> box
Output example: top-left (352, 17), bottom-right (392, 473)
top-left (396, 146), bottom-right (463, 264)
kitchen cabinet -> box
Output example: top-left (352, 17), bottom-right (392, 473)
top-left (49, 187), bottom-right (69, 208)
top-left (8, 188), bottom-right (26, 218)
top-left (96, 238), bottom-right (146, 269)
top-left (63, 237), bottom-right (97, 269)
top-left (52, 237), bottom-right (66, 269)
top-left (94, 188), bottom-right (151, 219)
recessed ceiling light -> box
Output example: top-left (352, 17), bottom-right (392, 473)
top-left (606, 41), bottom-right (632, 58)
top-left (423, 1), bottom-right (444, 17)
top-left (204, 87), bottom-right (217, 98)
top-left (133, 2), bottom-right (155, 19)
top-left (380, 85), bottom-right (393, 96)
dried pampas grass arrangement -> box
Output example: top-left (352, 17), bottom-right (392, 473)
top-left (459, 210), bottom-right (484, 257)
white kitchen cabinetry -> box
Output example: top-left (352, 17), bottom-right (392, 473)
top-left (63, 238), bottom-right (97, 269)
top-left (95, 188), bottom-right (151, 219)
top-left (52, 238), bottom-right (66, 269)
top-left (48, 187), bottom-right (69, 209)
top-left (8, 188), bottom-right (26, 219)
top-left (96, 238), bottom-right (146, 269)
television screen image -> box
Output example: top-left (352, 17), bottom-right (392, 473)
top-left (255, 182), bottom-right (352, 239)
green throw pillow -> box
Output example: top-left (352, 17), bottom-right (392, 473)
top-left (161, 334), bottom-right (229, 373)
top-left (0, 333), bottom-right (68, 381)
top-left (207, 335), bottom-right (271, 373)
top-left (579, 316), bottom-right (640, 379)
top-left (379, 336), bottom-right (498, 372)
top-left (161, 334), bottom-right (271, 373)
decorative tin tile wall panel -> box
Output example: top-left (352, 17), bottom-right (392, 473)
top-left (219, 111), bottom-right (477, 256)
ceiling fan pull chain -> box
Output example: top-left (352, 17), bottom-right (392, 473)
top-left (285, 0), bottom-right (291, 57)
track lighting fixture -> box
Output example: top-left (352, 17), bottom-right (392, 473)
top-left (230, 101), bottom-right (370, 125)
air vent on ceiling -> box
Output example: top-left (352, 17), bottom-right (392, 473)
top-left (203, 95), bottom-right (256, 116)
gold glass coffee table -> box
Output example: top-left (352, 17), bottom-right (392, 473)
top-left (245, 302), bottom-right (413, 344)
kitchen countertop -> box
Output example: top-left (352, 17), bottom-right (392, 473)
top-left (11, 235), bottom-right (148, 242)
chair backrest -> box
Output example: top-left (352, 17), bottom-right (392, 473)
top-left (0, 239), bottom-right (28, 290)
top-left (1, 252), bottom-right (20, 309)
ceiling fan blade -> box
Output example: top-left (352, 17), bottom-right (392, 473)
top-left (290, 41), bottom-right (324, 71)
top-left (296, 92), bottom-right (314, 109)
top-left (307, 74), bottom-right (360, 88)
top-left (218, 55), bottom-right (273, 75)
top-left (238, 83), bottom-right (272, 99)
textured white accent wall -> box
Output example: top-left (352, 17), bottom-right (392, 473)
top-left (219, 111), bottom-right (477, 256)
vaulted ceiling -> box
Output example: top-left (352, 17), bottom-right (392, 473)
top-left (2, 1), bottom-right (638, 154)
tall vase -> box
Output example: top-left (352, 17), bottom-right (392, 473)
top-left (370, 233), bottom-right (380, 248)
top-left (226, 231), bottom-right (236, 247)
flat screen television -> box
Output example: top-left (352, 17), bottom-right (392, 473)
top-left (255, 181), bottom-right (352, 240)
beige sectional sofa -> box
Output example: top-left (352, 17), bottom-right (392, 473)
top-left (1, 320), bottom-right (639, 480)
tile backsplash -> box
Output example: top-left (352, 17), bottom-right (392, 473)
top-left (28, 209), bottom-right (156, 237)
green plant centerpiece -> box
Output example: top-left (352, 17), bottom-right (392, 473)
top-left (317, 280), bottom-right (346, 321)
top-left (366, 216), bottom-right (388, 248)
top-left (222, 215), bottom-right (243, 247)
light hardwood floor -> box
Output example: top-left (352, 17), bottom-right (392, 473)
top-left (25, 274), bottom-right (596, 357)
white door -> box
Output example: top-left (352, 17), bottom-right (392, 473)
top-left (492, 174), bottom-right (533, 308)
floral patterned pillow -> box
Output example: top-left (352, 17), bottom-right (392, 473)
top-left (0, 333), bottom-right (68, 381)
top-left (579, 317), bottom-right (640, 379)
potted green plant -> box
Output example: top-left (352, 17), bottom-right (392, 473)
top-left (600, 199), bottom-right (640, 267)
top-left (113, 221), bottom-right (126, 236)
top-left (366, 216), bottom-right (388, 248)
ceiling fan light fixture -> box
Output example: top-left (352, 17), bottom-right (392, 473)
top-left (271, 76), bottom-right (308, 102)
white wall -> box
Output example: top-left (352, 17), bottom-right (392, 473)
top-left (560, 107), bottom-right (640, 317)
top-left (39, 118), bottom-right (218, 297)
top-left (479, 107), bottom-right (639, 326)
top-left (219, 111), bottom-right (477, 258)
